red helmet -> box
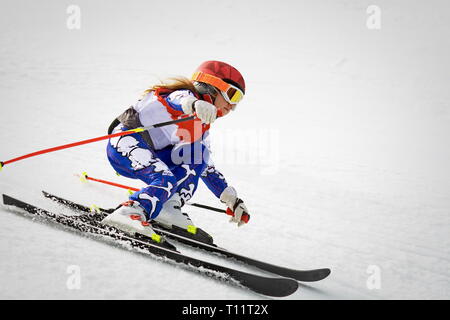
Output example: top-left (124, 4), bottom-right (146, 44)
top-left (191, 61), bottom-right (245, 106)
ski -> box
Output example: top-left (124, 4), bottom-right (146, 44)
top-left (2, 194), bottom-right (299, 297)
top-left (42, 191), bottom-right (331, 282)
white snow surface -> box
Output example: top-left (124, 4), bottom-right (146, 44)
top-left (0, 0), bottom-right (449, 300)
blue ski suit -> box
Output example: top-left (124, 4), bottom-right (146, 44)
top-left (106, 88), bottom-right (228, 220)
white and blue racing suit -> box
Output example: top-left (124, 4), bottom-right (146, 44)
top-left (106, 88), bottom-right (228, 220)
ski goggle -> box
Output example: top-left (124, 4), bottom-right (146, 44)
top-left (191, 71), bottom-right (244, 105)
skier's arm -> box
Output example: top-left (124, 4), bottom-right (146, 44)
top-left (166, 90), bottom-right (217, 124)
top-left (201, 165), bottom-right (229, 199)
top-left (165, 90), bottom-right (195, 113)
top-left (201, 131), bottom-right (249, 227)
top-left (201, 166), bottom-right (250, 227)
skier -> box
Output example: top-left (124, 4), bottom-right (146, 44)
top-left (102, 60), bottom-right (250, 242)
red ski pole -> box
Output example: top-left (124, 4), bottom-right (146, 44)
top-left (0, 116), bottom-right (195, 171)
top-left (78, 172), bottom-right (250, 224)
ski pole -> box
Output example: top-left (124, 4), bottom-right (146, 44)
top-left (0, 116), bottom-right (195, 171)
top-left (78, 172), bottom-right (250, 223)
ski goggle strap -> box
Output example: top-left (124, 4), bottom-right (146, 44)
top-left (192, 71), bottom-right (244, 105)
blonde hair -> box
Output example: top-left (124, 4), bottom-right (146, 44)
top-left (144, 76), bottom-right (197, 95)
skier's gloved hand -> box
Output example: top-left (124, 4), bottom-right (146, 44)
top-left (181, 96), bottom-right (217, 124)
top-left (229, 198), bottom-right (249, 227)
top-left (220, 186), bottom-right (249, 227)
top-left (194, 100), bottom-right (217, 124)
top-left (180, 95), bottom-right (197, 114)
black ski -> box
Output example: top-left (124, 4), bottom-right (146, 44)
top-left (42, 191), bottom-right (331, 282)
top-left (2, 194), bottom-right (299, 297)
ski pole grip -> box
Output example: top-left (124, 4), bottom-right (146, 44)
top-left (226, 208), bottom-right (250, 223)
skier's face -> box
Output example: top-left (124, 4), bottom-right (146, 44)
top-left (214, 92), bottom-right (234, 116)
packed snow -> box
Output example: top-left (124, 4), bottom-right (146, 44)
top-left (0, 0), bottom-right (449, 299)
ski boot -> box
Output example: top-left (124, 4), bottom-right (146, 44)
top-left (153, 194), bottom-right (214, 245)
top-left (101, 200), bottom-right (176, 250)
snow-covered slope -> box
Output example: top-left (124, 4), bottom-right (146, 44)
top-left (0, 0), bottom-right (449, 299)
